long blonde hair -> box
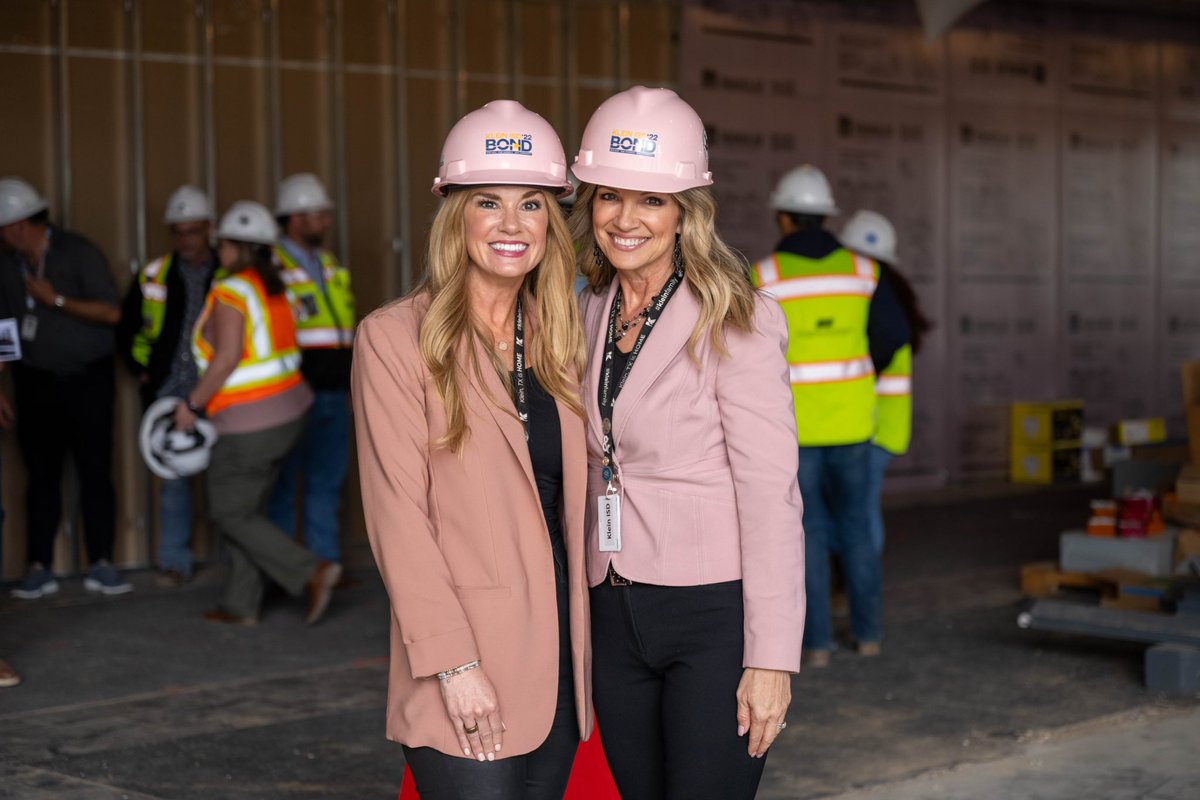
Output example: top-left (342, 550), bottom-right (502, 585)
top-left (417, 188), bottom-right (586, 452)
top-left (568, 183), bottom-right (756, 357)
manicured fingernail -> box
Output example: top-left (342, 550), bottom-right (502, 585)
top-left (737, 726), bottom-right (746, 736)
top-left (487, 753), bottom-right (494, 761)
top-left (477, 754), bottom-right (485, 762)
top-left (495, 745), bottom-right (501, 752)
top-left (464, 749), bottom-right (471, 756)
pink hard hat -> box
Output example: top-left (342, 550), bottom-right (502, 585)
top-left (432, 100), bottom-right (573, 198)
top-left (572, 86), bottom-right (713, 194)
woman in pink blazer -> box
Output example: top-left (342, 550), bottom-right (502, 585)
top-left (568, 87), bottom-right (806, 799)
top-left (352, 100), bottom-right (592, 799)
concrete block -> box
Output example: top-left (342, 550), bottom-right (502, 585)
top-left (1145, 643), bottom-right (1200, 694)
top-left (1060, 531), bottom-right (1177, 578)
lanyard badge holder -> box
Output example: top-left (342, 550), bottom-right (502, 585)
top-left (595, 266), bottom-right (684, 553)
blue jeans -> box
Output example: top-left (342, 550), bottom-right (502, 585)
top-left (798, 442), bottom-right (882, 650)
top-left (158, 476), bottom-right (195, 575)
top-left (268, 389), bottom-right (350, 563)
top-left (866, 444), bottom-right (893, 556)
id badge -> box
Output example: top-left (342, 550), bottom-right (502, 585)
top-left (298, 294), bottom-right (320, 321)
top-left (597, 493), bottom-right (621, 552)
top-left (20, 314), bottom-right (38, 342)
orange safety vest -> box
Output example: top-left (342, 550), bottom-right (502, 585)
top-left (192, 269), bottom-right (303, 416)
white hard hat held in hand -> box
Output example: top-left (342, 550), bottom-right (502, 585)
top-left (164, 185), bottom-right (214, 224)
top-left (139, 397), bottom-right (219, 480)
top-left (217, 200), bottom-right (278, 246)
top-left (0, 177), bottom-right (49, 227)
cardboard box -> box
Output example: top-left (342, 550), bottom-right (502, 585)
top-left (1113, 418), bottom-right (1167, 446)
top-left (1011, 445), bottom-right (1081, 484)
top-left (1011, 401), bottom-right (1084, 447)
top-left (1178, 465), bottom-right (1200, 505)
top-left (1060, 530), bottom-right (1177, 577)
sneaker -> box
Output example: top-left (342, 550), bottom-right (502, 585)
top-left (858, 641), bottom-right (882, 657)
top-left (10, 566), bottom-right (59, 599)
top-left (802, 649), bottom-right (832, 669)
top-left (83, 561), bottom-right (133, 595)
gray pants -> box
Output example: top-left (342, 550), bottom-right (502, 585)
top-left (206, 416), bottom-right (319, 618)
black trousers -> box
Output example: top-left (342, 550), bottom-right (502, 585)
top-left (590, 578), bottom-right (767, 800)
top-left (403, 535), bottom-right (579, 799)
top-left (13, 360), bottom-right (117, 567)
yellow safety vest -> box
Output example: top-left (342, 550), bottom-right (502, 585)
top-left (273, 246), bottom-right (356, 350)
top-left (192, 269), bottom-right (303, 416)
top-left (131, 253), bottom-right (173, 368)
top-left (753, 249), bottom-right (878, 446)
top-left (874, 344), bottom-right (912, 455)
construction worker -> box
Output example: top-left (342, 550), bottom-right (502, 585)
top-left (117, 185), bottom-right (217, 586)
top-left (268, 173), bottom-right (356, 569)
top-left (0, 176), bottom-right (129, 598)
top-left (751, 165), bottom-right (909, 665)
top-left (841, 210), bottom-right (931, 556)
top-left (174, 200), bottom-right (339, 625)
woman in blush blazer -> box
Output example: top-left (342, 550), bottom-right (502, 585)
top-left (353, 100), bottom-right (592, 799)
top-left (567, 87), bottom-right (806, 800)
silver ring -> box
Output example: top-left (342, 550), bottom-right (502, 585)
top-left (776, 721), bottom-right (787, 731)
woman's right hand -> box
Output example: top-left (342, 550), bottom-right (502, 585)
top-left (439, 667), bottom-right (504, 761)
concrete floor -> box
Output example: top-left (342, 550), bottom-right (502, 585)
top-left (1, 483), bottom-right (1197, 799)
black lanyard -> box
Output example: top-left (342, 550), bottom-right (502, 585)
top-left (512, 296), bottom-right (529, 441)
top-left (596, 267), bottom-right (684, 484)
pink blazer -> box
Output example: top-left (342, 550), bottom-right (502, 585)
top-left (352, 292), bottom-right (593, 757)
top-left (580, 278), bottom-right (806, 672)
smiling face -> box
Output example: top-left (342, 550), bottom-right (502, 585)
top-left (591, 186), bottom-right (681, 279)
top-left (462, 185), bottom-right (549, 286)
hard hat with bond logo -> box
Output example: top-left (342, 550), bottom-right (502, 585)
top-left (770, 164), bottom-right (839, 216)
top-left (216, 200), bottom-right (278, 246)
top-left (432, 100), bottom-right (573, 198)
top-left (164, 185), bottom-right (214, 224)
top-left (841, 209), bottom-right (899, 265)
top-left (572, 86), bottom-right (713, 194)
top-left (0, 177), bottom-right (49, 227)
top-left (139, 397), bottom-right (219, 480)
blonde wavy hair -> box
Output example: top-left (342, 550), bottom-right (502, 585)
top-left (568, 183), bottom-right (756, 357)
top-left (416, 188), bottom-right (586, 452)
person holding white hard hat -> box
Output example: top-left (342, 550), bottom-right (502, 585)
top-left (173, 200), bottom-right (339, 626)
top-left (0, 176), bottom-right (129, 599)
top-left (570, 87), bottom-right (804, 798)
top-left (354, 99), bottom-right (592, 797)
top-left (751, 169), bottom-right (910, 667)
top-left (268, 173), bottom-right (357, 572)
top-left (116, 185), bottom-right (218, 586)
top-left (840, 210), bottom-right (931, 556)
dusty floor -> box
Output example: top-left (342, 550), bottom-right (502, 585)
top-left (1, 483), bottom-right (1197, 799)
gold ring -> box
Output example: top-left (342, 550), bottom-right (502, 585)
top-left (464, 723), bottom-right (480, 735)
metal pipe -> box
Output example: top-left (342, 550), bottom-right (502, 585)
top-left (451, 0), bottom-right (465, 121)
top-left (267, 0), bottom-right (282, 193)
top-left (391, 0), bottom-right (413, 295)
top-left (329, 0), bottom-right (349, 261)
top-left (564, 0), bottom-right (578, 152)
top-left (53, 0), bottom-right (72, 228)
top-left (201, 0), bottom-right (216, 205)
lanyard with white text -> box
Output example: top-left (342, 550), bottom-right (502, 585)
top-left (512, 296), bottom-right (529, 441)
top-left (596, 267), bottom-right (684, 488)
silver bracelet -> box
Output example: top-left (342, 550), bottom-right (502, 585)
top-left (437, 659), bottom-right (480, 682)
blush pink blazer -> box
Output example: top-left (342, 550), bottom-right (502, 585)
top-left (352, 292), bottom-right (593, 757)
top-left (580, 278), bottom-right (806, 673)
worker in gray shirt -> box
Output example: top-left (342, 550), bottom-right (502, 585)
top-left (0, 177), bottom-right (129, 598)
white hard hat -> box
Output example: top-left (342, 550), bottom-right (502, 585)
top-left (841, 210), bottom-right (899, 265)
top-left (770, 165), bottom-right (839, 216)
top-left (275, 173), bottom-right (333, 216)
top-left (0, 177), bottom-right (49, 227)
top-left (216, 200), bottom-right (278, 246)
top-left (139, 397), bottom-right (219, 480)
top-left (164, 185), bottom-right (214, 224)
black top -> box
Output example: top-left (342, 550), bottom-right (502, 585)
top-left (518, 368), bottom-right (564, 543)
top-left (775, 229), bottom-right (911, 373)
top-left (0, 226), bottom-right (118, 375)
top-left (610, 346), bottom-right (631, 386)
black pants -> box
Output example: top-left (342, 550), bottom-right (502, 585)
top-left (590, 578), bottom-right (766, 800)
top-left (403, 535), bottom-right (579, 799)
top-left (13, 360), bottom-right (117, 566)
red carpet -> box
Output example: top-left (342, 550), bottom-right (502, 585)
top-left (399, 724), bottom-right (619, 798)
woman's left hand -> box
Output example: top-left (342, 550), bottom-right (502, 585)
top-left (736, 667), bottom-right (792, 758)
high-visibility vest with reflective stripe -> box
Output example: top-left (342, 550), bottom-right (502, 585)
top-left (131, 253), bottom-right (173, 368)
top-left (874, 343), bottom-right (912, 456)
top-left (192, 270), bottom-right (303, 416)
top-left (753, 248), bottom-right (878, 446)
top-left (273, 246), bottom-right (356, 350)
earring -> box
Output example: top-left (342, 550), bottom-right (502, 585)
top-left (672, 239), bottom-right (684, 273)
top-left (593, 243), bottom-right (606, 269)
